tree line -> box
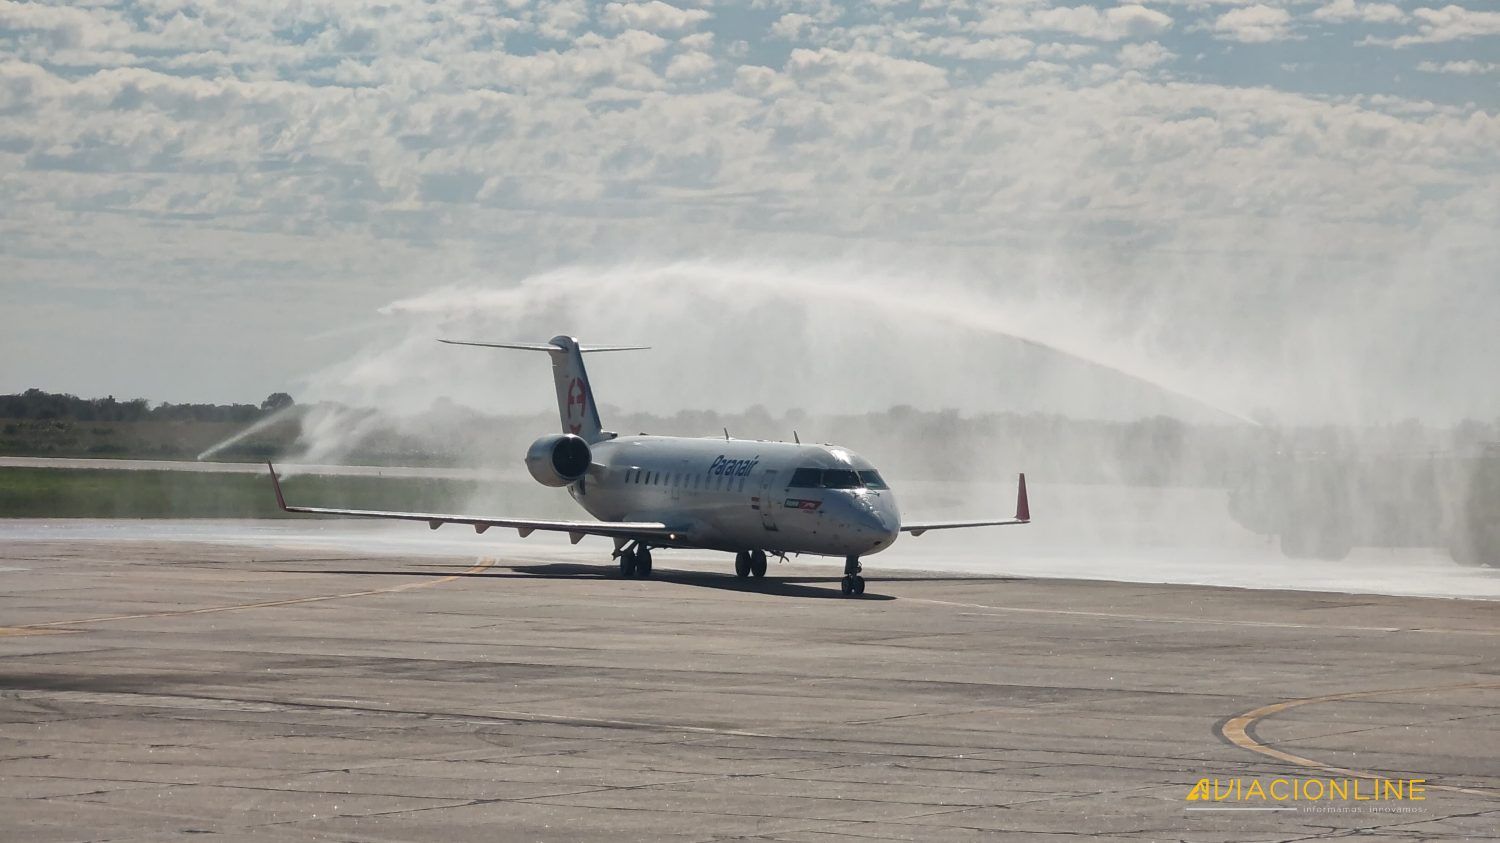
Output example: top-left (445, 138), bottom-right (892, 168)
top-left (0, 389), bottom-right (294, 423)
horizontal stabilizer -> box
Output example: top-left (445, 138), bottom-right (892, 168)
top-left (439, 339), bottom-right (649, 353)
top-left (441, 335), bottom-right (645, 444)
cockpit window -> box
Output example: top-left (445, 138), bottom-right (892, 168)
top-left (789, 466), bottom-right (884, 490)
top-left (821, 469), bottom-right (862, 489)
top-left (789, 467), bottom-right (821, 488)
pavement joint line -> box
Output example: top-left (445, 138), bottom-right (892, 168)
top-left (481, 707), bottom-right (780, 738)
top-left (0, 627), bottom-right (77, 637)
top-left (1219, 680), bottom-right (1500, 799)
top-left (7, 687), bottom-right (788, 743)
top-left (14, 557), bottom-right (497, 629)
top-left (934, 601), bottom-right (1410, 632)
top-left (947, 604), bottom-right (1500, 637)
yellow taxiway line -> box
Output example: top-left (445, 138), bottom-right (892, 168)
top-left (1220, 681), bottom-right (1500, 798)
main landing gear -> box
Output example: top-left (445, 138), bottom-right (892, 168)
top-left (617, 543), bottom-right (653, 578)
top-left (734, 549), bottom-right (768, 579)
top-left (840, 555), bottom-right (866, 597)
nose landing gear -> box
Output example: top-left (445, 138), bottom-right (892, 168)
top-left (840, 555), bottom-right (865, 597)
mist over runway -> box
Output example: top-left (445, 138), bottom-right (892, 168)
top-left (2, 509), bottom-right (1491, 601)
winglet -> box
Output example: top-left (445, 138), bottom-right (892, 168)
top-left (267, 461), bottom-right (288, 511)
top-left (1016, 473), bottom-right (1030, 522)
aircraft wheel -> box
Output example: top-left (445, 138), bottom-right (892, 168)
top-left (636, 547), bottom-right (653, 578)
top-left (734, 551), bottom-right (751, 578)
top-left (750, 550), bottom-right (768, 578)
top-left (619, 550), bottom-right (637, 578)
top-left (841, 555), bottom-right (863, 596)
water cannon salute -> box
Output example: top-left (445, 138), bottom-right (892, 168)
top-left (4, 0), bottom-right (1498, 836)
top-left (270, 335), bottom-right (1030, 597)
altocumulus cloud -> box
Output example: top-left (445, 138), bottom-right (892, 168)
top-left (0, 0), bottom-right (1497, 421)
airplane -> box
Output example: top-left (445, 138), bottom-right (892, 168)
top-left (268, 335), bottom-right (1029, 597)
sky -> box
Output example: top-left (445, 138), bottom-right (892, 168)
top-left (1, 0), bottom-right (1497, 423)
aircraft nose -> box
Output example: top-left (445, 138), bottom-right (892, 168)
top-left (851, 500), bottom-right (899, 549)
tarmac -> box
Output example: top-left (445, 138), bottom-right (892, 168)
top-left (1, 534), bottom-right (1497, 842)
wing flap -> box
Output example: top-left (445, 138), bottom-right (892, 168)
top-left (268, 463), bottom-right (674, 541)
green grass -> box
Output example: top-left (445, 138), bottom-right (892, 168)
top-left (0, 467), bottom-right (496, 518)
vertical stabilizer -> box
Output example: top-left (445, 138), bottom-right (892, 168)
top-left (546, 335), bottom-right (605, 443)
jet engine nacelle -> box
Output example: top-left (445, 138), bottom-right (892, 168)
top-left (525, 433), bottom-right (592, 487)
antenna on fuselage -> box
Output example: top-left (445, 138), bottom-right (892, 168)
top-left (723, 427), bottom-right (731, 440)
top-left (793, 430), bottom-right (800, 444)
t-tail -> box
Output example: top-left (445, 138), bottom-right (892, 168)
top-left (438, 335), bottom-right (647, 444)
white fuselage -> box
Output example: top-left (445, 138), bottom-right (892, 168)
top-left (567, 436), bottom-right (901, 557)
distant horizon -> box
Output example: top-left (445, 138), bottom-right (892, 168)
top-left (7, 386), bottom-right (1500, 434)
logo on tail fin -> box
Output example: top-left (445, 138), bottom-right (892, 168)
top-left (565, 377), bottom-right (587, 435)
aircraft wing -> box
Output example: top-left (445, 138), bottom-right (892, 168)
top-left (267, 463), bottom-right (676, 544)
top-left (902, 473), bottom-right (1030, 537)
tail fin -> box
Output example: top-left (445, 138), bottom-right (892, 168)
top-left (439, 336), bottom-right (647, 444)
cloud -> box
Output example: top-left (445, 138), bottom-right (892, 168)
top-left (977, 4), bottom-right (1174, 42)
top-left (1308, 0), bottom-right (1407, 25)
top-left (1368, 4), bottom-right (1500, 46)
top-left (771, 12), bottom-right (818, 40)
top-left (600, 1), bottom-right (711, 33)
top-left (1118, 41), bottom-right (1175, 69)
top-left (1211, 5), bottom-right (1294, 42)
top-left (665, 50), bottom-right (715, 80)
top-left (2, 0), bottom-right (1499, 420)
top-left (1416, 59), bottom-right (1500, 74)
top-left (534, 0), bottom-right (590, 40)
top-left (1036, 42), bottom-right (1097, 60)
top-left (0, 1), bottom-right (137, 50)
top-left (783, 47), bottom-right (949, 92)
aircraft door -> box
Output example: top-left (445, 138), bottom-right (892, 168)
top-left (758, 469), bottom-right (779, 532)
